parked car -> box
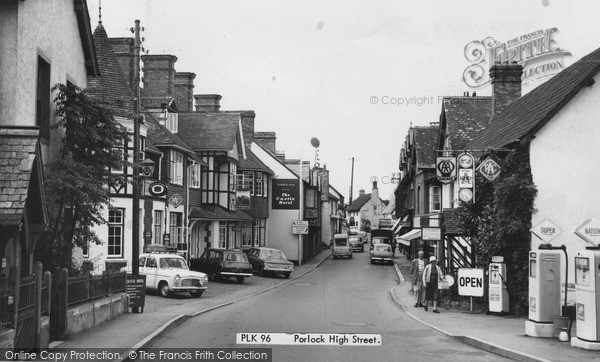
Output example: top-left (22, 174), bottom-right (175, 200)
top-left (139, 253), bottom-right (208, 298)
top-left (332, 233), bottom-right (353, 259)
top-left (370, 243), bottom-right (394, 265)
top-left (246, 247), bottom-right (294, 278)
top-left (348, 234), bottom-right (364, 252)
top-left (190, 249), bottom-right (253, 284)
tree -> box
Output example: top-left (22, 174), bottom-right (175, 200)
top-left (40, 83), bottom-right (129, 273)
top-left (457, 146), bottom-right (537, 311)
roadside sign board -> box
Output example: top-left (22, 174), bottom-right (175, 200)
top-left (292, 220), bottom-right (309, 235)
top-left (126, 274), bottom-right (146, 310)
top-left (530, 218), bottom-right (562, 243)
top-left (458, 268), bottom-right (484, 297)
top-left (421, 227), bottom-right (441, 241)
top-left (575, 218), bottom-right (600, 246)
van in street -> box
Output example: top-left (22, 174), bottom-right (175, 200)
top-left (332, 233), bottom-right (352, 259)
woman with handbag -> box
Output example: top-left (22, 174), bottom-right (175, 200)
top-left (422, 256), bottom-right (444, 313)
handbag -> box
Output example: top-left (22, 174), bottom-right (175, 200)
top-left (438, 278), bottom-right (449, 290)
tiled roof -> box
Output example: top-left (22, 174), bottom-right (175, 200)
top-left (0, 127), bottom-right (39, 225)
top-left (87, 23), bottom-right (135, 118)
top-left (413, 126), bottom-right (438, 168)
top-left (470, 48), bottom-right (600, 150)
top-left (177, 112), bottom-right (240, 151)
top-left (239, 148), bottom-right (273, 174)
top-left (441, 97), bottom-right (492, 151)
top-left (188, 205), bottom-right (253, 221)
top-left (347, 193), bottom-right (371, 212)
top-left (145, 115), bottom-right (201, 161)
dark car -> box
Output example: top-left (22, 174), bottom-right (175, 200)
top-left (348, 234), bottom-right (364, 252)
top-left (246, 247), bottom-right (294, 278)
top-left (190, 249), bottom-right (253, 284)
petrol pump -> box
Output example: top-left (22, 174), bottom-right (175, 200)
top-left (571, 247), bottom-right (600, 350)
top-left (489, 256), bottom-right (509, 314)
top-left (525, 245), bottom-right (564, 337)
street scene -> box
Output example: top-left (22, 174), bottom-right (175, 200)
top-left (2, 0), bottom-right (600, 361)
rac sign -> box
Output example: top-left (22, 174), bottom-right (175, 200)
top-left (458, 268), bottom-right (484, 297)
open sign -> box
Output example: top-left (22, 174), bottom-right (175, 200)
top-left (148, 181), bottom-right (167, 197)
top-left (457, 268), bottom-right (484, 297)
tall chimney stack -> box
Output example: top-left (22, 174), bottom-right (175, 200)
top-left (194, 94), bottom-right (222, 112)
top-left (490, 61), bottom-right (523, 117)
top-left (240, 111), bottom-right (256, 149)
top-left (174, 72), bottom-right (196, 112)
top-left (108, 38), bottom-right (135, 90)
top-left (254, 132), bottom-right (276, 154)
top-left (141, 54), bottom-right (178, 98)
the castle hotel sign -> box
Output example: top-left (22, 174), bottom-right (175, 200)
top-left (463, 27), bottom-right (571, 90)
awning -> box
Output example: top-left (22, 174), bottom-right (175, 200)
top-left (397, 229), bottom-right (421, 246)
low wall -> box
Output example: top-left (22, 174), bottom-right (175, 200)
top-left (66, 293), bottom-right (128, 336)
top-left (0, 328), bottom-right (15, 349)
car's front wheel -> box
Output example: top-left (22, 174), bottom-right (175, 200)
top-left (190, 290), bottom-right (204, 298)
top-left (159, 282), bottom-right (171, 298)
top-left (236, 276), bottom-right (245, 284)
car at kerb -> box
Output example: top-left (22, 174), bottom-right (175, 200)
top-left (348, 234), bottom-right (364, 252)
top-left (246, 247), bottom-right (294, 278)
top-left (139, 253), bottom-right (208, 298)
top-left (370, 243), bottom-right (394, 265)
top-left (190, 249), bottom-right (253, 284)
top-left (370, 236), bottom-right (392, 252)
top-left (332, 233), bottom-right (353, 259)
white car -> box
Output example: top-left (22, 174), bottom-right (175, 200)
top-left (139, 253), bottom-right (208, 298)
top-left (370, 243), bottom-right (394, 265)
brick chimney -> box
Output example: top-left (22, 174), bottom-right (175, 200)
top-left (174, 72), bottom-right (196, 112)
top-left (358, 189), bottom-right (365, 197)
top-left (141, 54), bottom-right (178, 99)
top-left (490, 61), bottom-right (523, 117)
top-left (108, 38), bottom-right (135, 90)
top-left (254, 132), bottom-right (276, 153)
top-left (194, 94), bottom-right (221, 112)
top-left (240, 111), bottom-right (256, 149)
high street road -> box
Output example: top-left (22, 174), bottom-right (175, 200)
top-left (140, 251), bottom-right (508, 361)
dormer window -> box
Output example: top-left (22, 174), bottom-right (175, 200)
top-left (166, 112), bottom-right (178, 133)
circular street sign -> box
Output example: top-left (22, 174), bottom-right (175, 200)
top-left (310, 137), bottom-right (320, 148)
top-left (445, 275), bottom-right (455, 287)
top-left (459, 188), bottom-right (473, 202)
top-left (458, 153), bottom-right (474, 168)
top-left (148, 181), bottom-right (168, 197)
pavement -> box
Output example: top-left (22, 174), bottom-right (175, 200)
top-left (48, 249), bottom-right (599, 362)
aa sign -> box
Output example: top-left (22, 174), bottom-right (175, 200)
top-left (436, 156), bottom-right (456, 184)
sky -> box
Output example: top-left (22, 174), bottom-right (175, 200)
top-left (88, 0), bottom-right (600, 203)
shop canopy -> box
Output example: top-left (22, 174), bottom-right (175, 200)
top-left (397, 229), bottom-right (421, 246)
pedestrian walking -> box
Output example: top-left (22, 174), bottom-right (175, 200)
top-left (410, 250), bottom-right (427, 307)
top-left (423, 255), bottom-right (444, 313)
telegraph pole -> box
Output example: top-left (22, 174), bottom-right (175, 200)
top-left (349, 157), bottom-right (355, 206)
top-left (132, 20), bottom-right (141, 280)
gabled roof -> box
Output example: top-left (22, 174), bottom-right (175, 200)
top-left (177, 112), bottom-right (240, 151)
top-left (413, 126), bottom-right (438, 168)
top-left (347, 193), bottom-right (371, 212)
top-left (239, 148), bottom-right (274, 174)
top-left (469, 47), bottom-right (600, 150)
top-left (145, 115), bottom-right (203, 163)
top-left (440, 97), bottom-right (492, 151)
top-left (87, 22), bottom-right (135, 118)
top-left (0, 127), bottom-right (47, 226)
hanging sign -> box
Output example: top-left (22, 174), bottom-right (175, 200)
top-left (477, 156), bottom-right (502, 181)
top-left (436, 156), bottom-right (456, 184)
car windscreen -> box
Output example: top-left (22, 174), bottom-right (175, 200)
top-left (334, 238), bottom-right (347, 246)
top-left (261, 249), bottom-right (286, 259)
top-left (224, 253), bottom-right (247, 262)
top-left (159, 257), bottom-right (188, 269)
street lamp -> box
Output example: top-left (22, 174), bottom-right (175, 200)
top-left (141, 158), bottom-right (155, 178)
